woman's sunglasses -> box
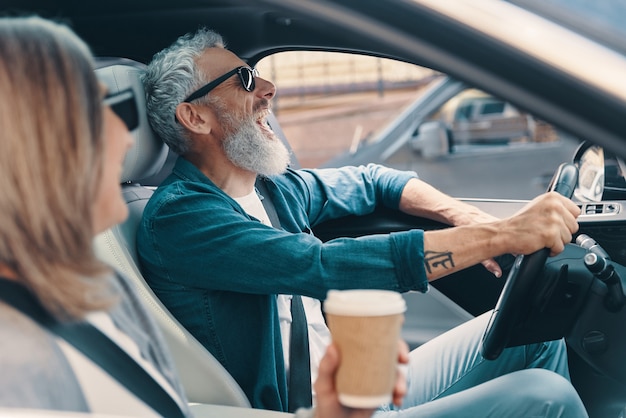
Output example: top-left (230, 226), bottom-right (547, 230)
top-left (183, 66), bottom-right (259, 103)
top-left (103, 88), bottom-right (139, 131)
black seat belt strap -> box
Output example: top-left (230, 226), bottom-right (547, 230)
top-left (287, 294), bottom-right (312, 411)
top-left (255, 177), bottom-right (282, 230)
top-left (0, 278), bottom-right (186, 418)
top-left (255, 178), bottom-right (313, 412)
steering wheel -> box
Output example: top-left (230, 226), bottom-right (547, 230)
top-left (480, 163), bottom-right (579, 360)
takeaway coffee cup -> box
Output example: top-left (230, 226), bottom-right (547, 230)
top-left (323, 289), bottom-right (406, 408)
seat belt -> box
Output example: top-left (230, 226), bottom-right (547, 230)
top-left (287, 294), bottom-right (313, 411)
top-left (255, 178), bottom-right (313, 412)
top-left (255, 178), bottom-right (283, 231)
top-left (0, 277), bottom-right (186, 418)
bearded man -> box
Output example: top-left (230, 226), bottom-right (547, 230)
top-left (138, 28), bottom-right (585, 418)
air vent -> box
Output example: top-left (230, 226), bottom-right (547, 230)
top-left (582, 202), bottom-right (621, 215)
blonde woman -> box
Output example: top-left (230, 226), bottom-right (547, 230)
top-left (0, 15), bottom-right (191, 417)
top-left (0, 16), bottom-right (404, 418)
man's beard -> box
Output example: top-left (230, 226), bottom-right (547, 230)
top-left (220, 110), bottom-right (291, 177)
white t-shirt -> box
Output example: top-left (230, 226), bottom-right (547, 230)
top-left (234, 189), bottom-right (331, 399)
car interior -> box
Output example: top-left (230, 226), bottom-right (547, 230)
top-left (89, 57), bottom-right (626, 418)
top-left (72, 6), bottom-right (626, 417)
top-left (1, 1), bottom-right (626, 417)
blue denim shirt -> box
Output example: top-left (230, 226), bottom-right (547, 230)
top-left (137, 157), bottom-right (428, 411)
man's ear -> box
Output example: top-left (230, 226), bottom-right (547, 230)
top-left (175, 102), bottom-right (214, 135)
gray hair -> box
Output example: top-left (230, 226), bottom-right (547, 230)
top-left (142, 28), bottom-right (225, 154)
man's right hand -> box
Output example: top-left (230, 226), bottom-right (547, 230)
top-left (497, 192), bottom-right (580, 257)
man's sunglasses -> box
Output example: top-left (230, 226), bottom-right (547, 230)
top-left (103, 88), bottom-right (139, 131)
top-left (183, 66), bottom-right (259, 103)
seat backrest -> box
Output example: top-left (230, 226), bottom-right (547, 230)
top-left (93, 60), bottom-right (250, 408)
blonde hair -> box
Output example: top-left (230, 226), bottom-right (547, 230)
top-left (0, 16), bottom-right (114, 319)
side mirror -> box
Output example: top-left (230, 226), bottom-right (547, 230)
top-left (573, 142), bottom-right (626, 201)
top-left (411, 121), bottom-right (449, 159)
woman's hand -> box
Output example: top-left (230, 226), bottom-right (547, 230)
top-left (313, 341), bottom-right (409, 418)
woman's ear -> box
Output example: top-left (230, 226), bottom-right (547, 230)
top-left (175, 102), bottom-right (213, 135)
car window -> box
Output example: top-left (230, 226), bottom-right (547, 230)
top-left (257, 51), bottom-right (581, 200)
top-left (256, 51), bottom-right (437, 168)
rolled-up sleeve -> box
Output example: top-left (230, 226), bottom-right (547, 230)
top-left (277, 164), bottom-right (418, 225)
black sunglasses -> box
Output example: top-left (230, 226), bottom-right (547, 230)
top-left (183, 66), bottom-right (259, 103)
top-left (103, 88), bottom-right (139, 131)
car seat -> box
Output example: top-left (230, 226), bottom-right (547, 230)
top-left (92, 59), bottom-right (251, 408)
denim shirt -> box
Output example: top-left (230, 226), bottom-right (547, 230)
top-left (136, 157), bottom-right (428, 411)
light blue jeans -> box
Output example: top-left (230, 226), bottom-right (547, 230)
top-left (375, 312), bottom-right (588, 417)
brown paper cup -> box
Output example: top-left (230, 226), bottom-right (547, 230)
top-left (324, 290), bottom-right (406, 408)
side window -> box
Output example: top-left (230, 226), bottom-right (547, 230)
top-left (257, 52), bottom-right (580, 200)
top-left (256, 52), bottom-right (436, 168)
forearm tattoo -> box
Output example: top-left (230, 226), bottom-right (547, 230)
top-left (424, 250), bottom-right (455, 274)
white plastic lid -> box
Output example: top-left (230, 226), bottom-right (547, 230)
top-left (323, 289), bottom-right (406, 316)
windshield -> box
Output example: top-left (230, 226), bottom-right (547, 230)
top-left (508, 0), bottom-right (626, 55)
